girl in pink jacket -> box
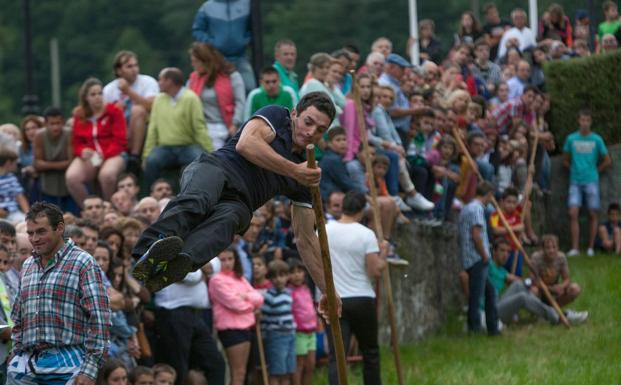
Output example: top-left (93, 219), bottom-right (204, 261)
top-left (209, 247), bottom-right (264, 385)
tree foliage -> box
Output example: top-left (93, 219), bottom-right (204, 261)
top-left (0, 0), bottom-right (612, 124)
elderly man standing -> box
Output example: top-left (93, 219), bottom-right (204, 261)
top-left (273, 39), bottom-right (299, 97)
top-left (8, 202), bottom-right (110, 385)
top-left (498, 8), bottom-right (537, 59)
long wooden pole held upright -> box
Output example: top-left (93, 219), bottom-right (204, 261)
top-left (520, 124), bottom-right (540, 224)
top-left (351, 72), bottom-right (405, 385)
top-left (255, 322), bottom-right (270, 385)
top-left (451, 128), bottom-right (570, 328)
top-left (306, 145), bottom-right (349, 385)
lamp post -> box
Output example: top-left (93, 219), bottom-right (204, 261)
top-left (22, 0), bottom-right (39, 116)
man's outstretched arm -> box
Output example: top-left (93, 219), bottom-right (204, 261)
top-left (236, 118), bottom-right (321, 186)
top-left (291, 204), bottom-right (325, 292)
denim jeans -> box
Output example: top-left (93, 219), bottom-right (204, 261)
top-left (378, 149), bottom-right (400, 196)
top-left (144, 144), bottom-right (204, 189)
top-left (476, 159), bottom-right (495, 182)
top-left (433, 176), bottom-right (457, 220)
top-left (229, 56), bottom-right (256, 93)
top-left (466, 260), bottom-right (498, 334)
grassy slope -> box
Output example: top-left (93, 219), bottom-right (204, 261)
top-left (314, 254), bottom-right (621, 385)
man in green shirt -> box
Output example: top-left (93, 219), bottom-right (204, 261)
top-left (273, 39), bottom-right (299, 96)
top-left (142, 67), bottom-right (213, 188)
top-left (244, 67), bottom-right (297, 121)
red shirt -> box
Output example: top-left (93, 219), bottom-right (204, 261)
top-left (490, 206), bottom-right (522, 250)
top-left (72, 103), bottom-right (127, 160)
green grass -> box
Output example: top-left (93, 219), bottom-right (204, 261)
top-left (314, 254), bottom-right (621, 385)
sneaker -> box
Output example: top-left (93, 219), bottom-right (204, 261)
top-left (587, 248), bottom-right (594, 257)
top-left (132, 236), bottom-right (192, 291)
top-left (565, 310), bottom-right (589, 325)
top-left (567, 249), bottom-right (580, 257)
top-left (393, 196), bottom-right (412, 212)
top-left (406, 193), bottom-right (434, 211)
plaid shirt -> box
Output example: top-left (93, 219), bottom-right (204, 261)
top-left (11, 239), bottom-right (111, 380)
top-left (491, 97), bottom-right (534, 135)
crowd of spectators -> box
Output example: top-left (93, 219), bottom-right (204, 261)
top-left (0, 1), bottom-right (619, 384)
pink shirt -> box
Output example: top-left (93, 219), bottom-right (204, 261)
top-left (209, 271), bottom-right (264, 331)
top-left (289, 284), bottom-right (317, 332)
top-left (340, 99), bottom-right (375, 161)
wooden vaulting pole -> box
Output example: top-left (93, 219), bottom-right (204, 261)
top-left (255, 321), bottom-right (270, 385)
top-left (351, 72), bottom-right (405, 385)
top-left (452, 128), bottom-right (570, 328)
top-left (306, 145), bottom-right (349, 385)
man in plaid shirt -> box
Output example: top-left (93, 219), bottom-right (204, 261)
top-left (8, 202), bottom-right (110, 385)
top-left (491, 85), bottom-right (537, 135)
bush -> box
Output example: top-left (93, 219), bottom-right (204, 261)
top-left (545, 50), bottom-right (621, 147)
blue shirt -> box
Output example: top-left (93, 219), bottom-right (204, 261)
top-left (261, 287), bottom-right (296, 332)
top-left (562, 131), bottom-right (608, 184)
top-left (458, 199), bottom-right (490, 269)
top-left (378, 73), bottom-right (410, 132)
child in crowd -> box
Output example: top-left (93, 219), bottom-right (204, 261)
top-left (152, 363), bottom-right (176, 385)
top-left (0, 221), bottom-right (17, 302)
top-left (596, 203), bottom-right (621, 254)
top-left (429, 135), bottom-right (461, 221)
top-left (597, 1), bottom-right (620, 51)
top-left (318, 126), bottom-right (360, 202)
top-left (261, 260), bottom-right (296, 385)
top-left (130, 366), bottom-right (154, 385)
top-left (490, 187), bottom-right (525, 276)
top-left (0, 244), bottom-right (13, 382)
top-left (97, 359), bottom-right (129, 385)
top-left (209, 247), bottom-right (263, 385)
top-left (252, 255), bottom-right (273, 293)
top-left (0, 147), bottom-right (29, 224)
top-left (288, 259), bottom-right (316, 385)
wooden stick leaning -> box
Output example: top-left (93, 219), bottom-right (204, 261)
top-left (451, 128), bottom-right (570, 328)
top-left (511, 124), bottom-right (540, 274)
top-left (350, 72), bottom-right (405, 385)
top-left (306, 145), bottom-right (349, 385)
top-left (255, 321), bottom-right (270, 385)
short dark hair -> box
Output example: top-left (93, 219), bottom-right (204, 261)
top-left (327, 126), bottom-right (346, 141)
top-left (522, 85), bottom-right (540, 96)
top-left (117, 172), bottom-right (138, 187)
top-left (260, 66), bottom-right (279, 78)
top-left (493, 238), bottom-right (511, 249)
top-left (296, 92), bottom-right (336, 123)
top-left (343, 43), bottom-right (360, 55)
top-left (288, 258), bottom-right (305, 273)
top-left (608, 202), bottom-right (621, 213)
top-left (578, 108), bottom-right (592, 118)
top-left (43, 106), bottom-right (64, 120)
top-left (113, 50), bottom-right (137, 77)
top-left (330, 49), bottom-right (352, 62)
top-left (95, 240), bottom-right (113, 260)
top-left (267, 259), bottom-right (290, 279)
top-left (342, 191), bottom-right (367, 216)
top-left (467, 131), bottom-right (486, 146)
top-left (502, 187), bottom-right (519, 200)
top-left (0, 220), bottom-right (16, 237)
top-left (26, 202), bottom-right (64, 230)
top-left (76, 219), bottom-right (99, 233)
top-left (129, 366), bottom-right (153, 384)
top-left (161, 67), bottom-right (184, 86)
top-left (483, 2), bottom-right (497, 13)
top-left (150, 178), bottom-right (172, 192)
top-left (475, 181), bottom-right (495, 197)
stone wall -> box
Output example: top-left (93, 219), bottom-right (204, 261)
top-left (378, 222), bottom-right (464, 343)
top-left (375, 145), bottom-right (620, 343)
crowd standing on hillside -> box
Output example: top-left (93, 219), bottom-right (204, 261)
top-left (0, 0), bottom-right (619, 384)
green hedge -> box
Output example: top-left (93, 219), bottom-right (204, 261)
top-left (544, 50), bottom-right (621, 147)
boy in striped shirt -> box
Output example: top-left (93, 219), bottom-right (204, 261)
top-left (261, 260), bottom-right (296, 385)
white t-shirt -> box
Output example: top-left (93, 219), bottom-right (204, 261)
top-left (103, 74), bottom-right (159, 104)
top-left (326, 221), bottom-right (379, 299)
top-left (154, 270), bottom-right (209, 309)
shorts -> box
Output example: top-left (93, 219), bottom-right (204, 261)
top-left (218, 329), bottom-right (251, 348)
top-left (295, 331), bottom-right (317, 355)
top-left (263, 330), bottom-right (296, 375)
top-left (7, 346), bottom-right (83, 385)
top-left (568, 182), bottom-right (600, 210)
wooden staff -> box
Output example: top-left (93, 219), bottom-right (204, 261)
top-left (255, 321), bottom-right (270, 385)
top-left (306, 145), bottom-right (349, 385)
top-left (520, 124), bottom-right (540, 223)
top-left (351, 72), bottom-right (405, 385)
top-left (452, 128), bottom-right (570, 328)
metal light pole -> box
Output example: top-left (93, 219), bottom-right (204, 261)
top-left (22, 0), bottom-right (39, 115)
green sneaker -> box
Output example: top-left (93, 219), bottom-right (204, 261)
top-left (132, 236), bottom-right (184, 283)
top-left (144, 253), bottom-right (194, 292)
